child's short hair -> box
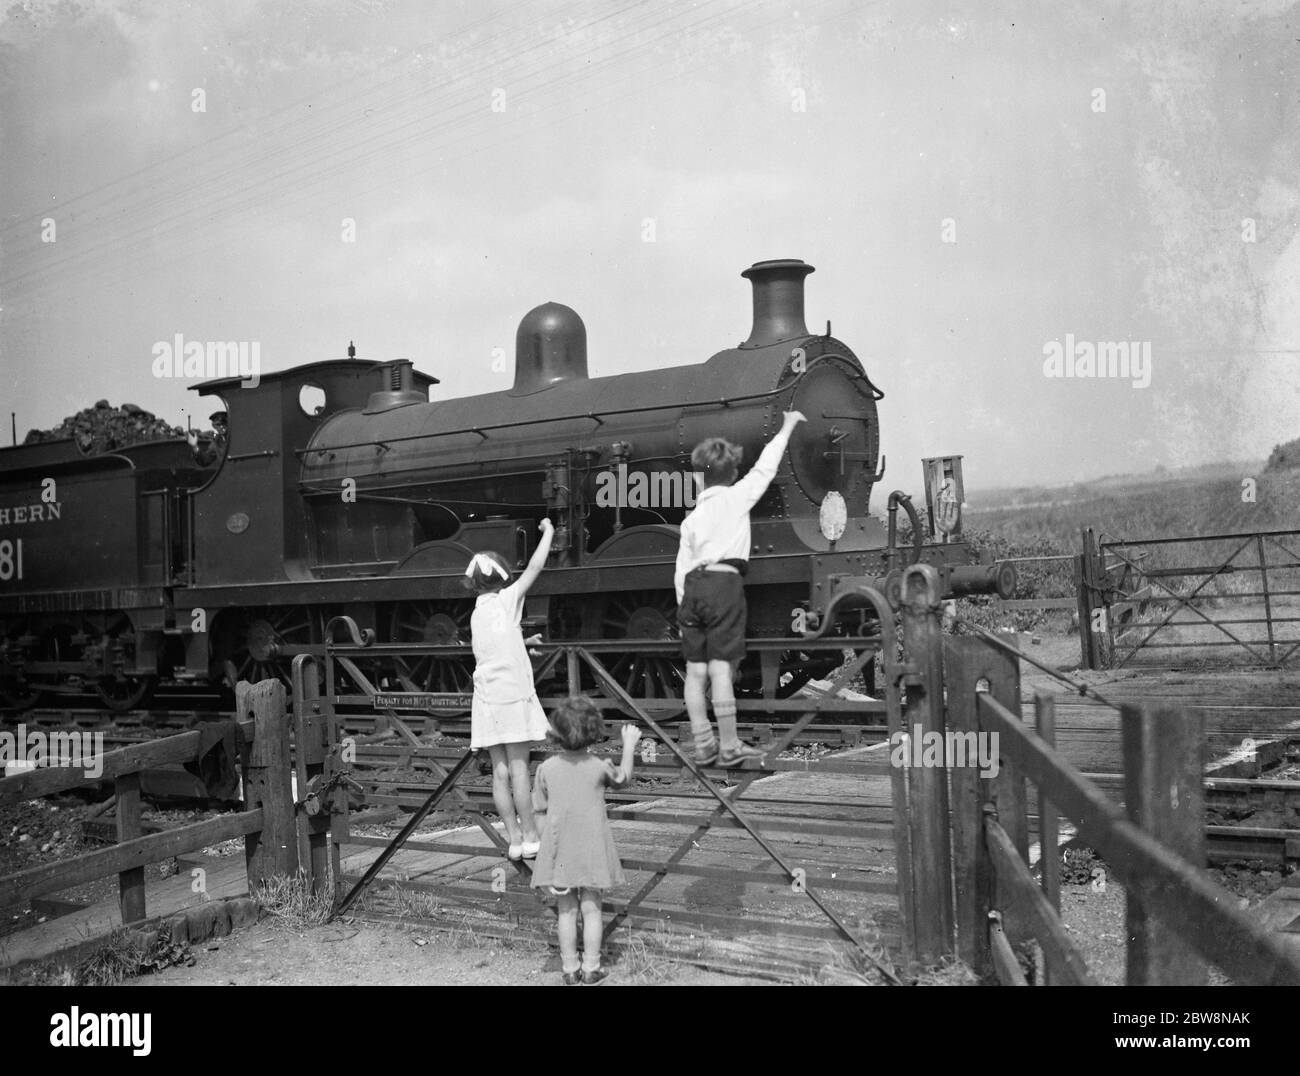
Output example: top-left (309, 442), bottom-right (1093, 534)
top-left (549, 695), bottom-right (606, 750)
top-left (462, 550), bottom-right (512, 594)
top-left (692, 437), bottom-right (743, 488)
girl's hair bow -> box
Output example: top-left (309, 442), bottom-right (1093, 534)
top-left (465, 552), bottom-right (509, 580)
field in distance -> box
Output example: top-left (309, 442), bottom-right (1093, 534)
top-left (965, 462), bottom-right (1300, 549)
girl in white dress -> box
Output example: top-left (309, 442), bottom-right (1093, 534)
top-left (465, 518), bottom-right (554, 860)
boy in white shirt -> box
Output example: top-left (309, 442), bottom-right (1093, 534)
top-left (674, 410), bottom-right (806, 766)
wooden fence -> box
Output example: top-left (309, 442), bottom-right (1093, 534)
top-left (935, 627), bottom-right (1300, 985)
top-left (0, 679), bottom-right (304, 940)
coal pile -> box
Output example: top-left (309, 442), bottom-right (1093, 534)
top-left (23, 400), bottom-right (187, 455)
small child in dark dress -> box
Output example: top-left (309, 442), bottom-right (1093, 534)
top-left (531, 696), bottom-right (640, 985)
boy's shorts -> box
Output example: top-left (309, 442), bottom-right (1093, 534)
top-left (677, 568), bottom-right (747, 663)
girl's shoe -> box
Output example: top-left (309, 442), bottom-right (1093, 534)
top-left (521, 839), bottom-right (541, 859)
top-left (580, 967), bottom-right (609, 985)
top-left (507, 842), bottom-right (523, 860)
top-left (561, 970), bottom-right (582, 986)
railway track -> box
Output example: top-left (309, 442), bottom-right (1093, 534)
top-left (5, 705), bottom-right (1297, 865)
top-left (1, 702), bottom-right (225, 733)
top-left (0, 704), bottom-right (886, 743)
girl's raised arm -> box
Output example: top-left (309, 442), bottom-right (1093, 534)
top-left (606, 723), bottom-right (642, 787)
top-left (515, 518), bottom-right (555, 595)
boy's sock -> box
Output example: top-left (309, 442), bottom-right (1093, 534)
top-left (715, 699), bottom-right (739, 748)
top-left (684, 675), bottom-right (716, 751)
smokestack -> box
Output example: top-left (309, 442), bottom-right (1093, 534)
top-left (740, 258), bottom-right (814, 348)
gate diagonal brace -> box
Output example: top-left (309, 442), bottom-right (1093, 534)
top-left (413, 750), bottom-right (535, 876)
top-left (332, 651), bottom-right (528, 865)
top-left (334, 656), bottom-right (424, 746)
top-left (600, 647), bottom-right (876, 941)
top-left (577, 647), bottom-right (903, 986)
top-left (333, 749), bottom-right (477, 920)
top-left (1264, 533), bottom-right (1300, 573)
top-left (1106, 540), bottom-right (1267, 666)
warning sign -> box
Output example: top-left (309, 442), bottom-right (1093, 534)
top-left (373, 693), bottom-right (473, 712)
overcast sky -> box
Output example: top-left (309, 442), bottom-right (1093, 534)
top-left (2, 0), bottom-right (1298, 493)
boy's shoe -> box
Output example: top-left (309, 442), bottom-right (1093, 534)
top-left (580, 967), bottom-right (609, 985)
top-left (561, 970), bottom-right (582, 986)
top-left (718, 742), bottom-right (766, 767)
top-left (689, 733), bottom-right (719, 766)
top-left (521, 839), bottom-right (541, 859)
top-left (507, 842), bottom-right (523, 861)
top-left (692, 744), bottom-right (719, 766)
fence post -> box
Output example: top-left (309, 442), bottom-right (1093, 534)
top-left (944, 637), bottom-right (992, 976)
top-left (1121, 702), bottom-right (1208, 985)
top-left (1074, 551), bottom-right (1095, 670)
top-left (292, 655), bottom-right (331, 896)
top-left (986, 640), bottom-right (1029, 963)
top-left (240, 678), bottom-right (300, 889)
top-left (115, 771), bottom-right (145, 924)
top-left (1035, 691), bottom-right (1061, 985)
top-left (899, 564), bottom-right (953, 964)
top-left (566, 647), bottom-right (581, 695)
top-left (944, 633), bottom-right (1021, 974)
top-left (1076, 527), bottom-right (1111, 669)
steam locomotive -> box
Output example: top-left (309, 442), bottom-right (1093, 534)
top-left (0, 258), bottom-right (1013, 711)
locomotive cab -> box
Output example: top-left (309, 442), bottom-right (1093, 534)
top-left (189, 351), bottom-right (438, 586)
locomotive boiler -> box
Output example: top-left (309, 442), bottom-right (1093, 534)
top-left (0, 258), bottom-right (1013, 710)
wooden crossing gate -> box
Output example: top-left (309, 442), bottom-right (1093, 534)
top-left (940, 627), bottom-right (1300, 985)
top-left (292, 570), bottom-right (985, 982)
top-left (1077, 526), bottom-right (1300, 670)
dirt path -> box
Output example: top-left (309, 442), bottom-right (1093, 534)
top-left (127, 917), bottom-right (769, 987)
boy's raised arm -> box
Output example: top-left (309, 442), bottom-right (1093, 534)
top-left (731, 410), bottom-right (806, 509)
